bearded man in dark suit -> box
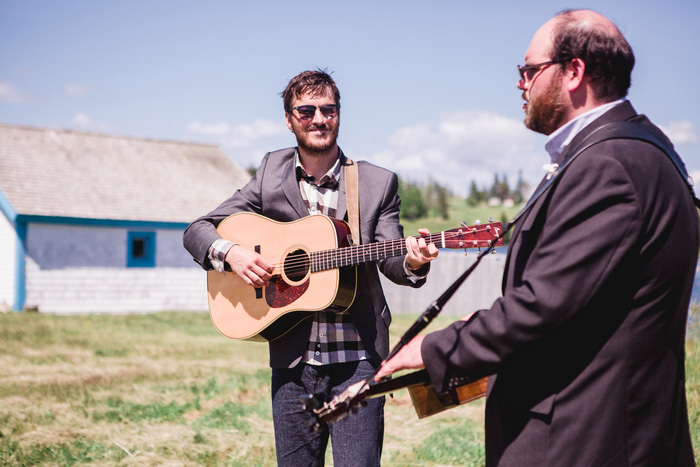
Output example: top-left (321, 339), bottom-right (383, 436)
top-left (184, 69), bottom-right (438, 466)
top-left (377, 9), bottom-right (698, 466)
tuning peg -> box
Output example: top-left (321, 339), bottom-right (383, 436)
top-left (460, 221), bottom-right (468, 227)
top-left (474, 220), bottom-right (482, 225)
top-left (300, 394), bottom-right (322, 411)
top-left (489, 217), bottom-right (494, 222)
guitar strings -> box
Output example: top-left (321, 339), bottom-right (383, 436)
top-left (260, 228), bottom-right (497, 272)
top-left (243, 227), bottom-right (498, 275)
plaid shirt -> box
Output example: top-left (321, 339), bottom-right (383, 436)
top-left (209, 151), bottom-right (369, 365)
top-left (294, 153), bottom-right (370, 365)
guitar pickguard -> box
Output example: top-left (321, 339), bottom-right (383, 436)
top-left (265, 275), bottom-right (310, 308)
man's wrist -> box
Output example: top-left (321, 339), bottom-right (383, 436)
top-left (208, 239), bottom-right (237, 272)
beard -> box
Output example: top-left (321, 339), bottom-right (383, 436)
top-left (524, 76), bottom-right (566, 136)
top-left (291, 121), bottom-right (340, 156)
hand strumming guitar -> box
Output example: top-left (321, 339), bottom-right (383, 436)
top-left (225, 245), bottom-right (274, 288)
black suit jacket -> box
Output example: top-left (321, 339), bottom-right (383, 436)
top-left (422, 102), bottom-right (698, 466)
top-left (184, 148), bottom-right (428, 368)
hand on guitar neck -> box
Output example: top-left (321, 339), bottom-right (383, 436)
top-left (405, 228), bottom-right (439, 271)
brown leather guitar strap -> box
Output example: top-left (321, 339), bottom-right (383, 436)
top-left (344, 158), bottom-right (360, 246)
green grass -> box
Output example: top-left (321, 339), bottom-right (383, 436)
top-left (0, 309), bottom-right (698, 465)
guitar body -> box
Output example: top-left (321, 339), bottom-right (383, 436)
top-left (207, 213), bottom-right (503, 342)
top-left (208, 213), bottom-right (356, 341)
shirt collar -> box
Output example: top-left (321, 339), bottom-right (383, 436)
top-left (545, 98), bottom-right (628, 162)
top-left (294, 150), bottom-right (342, 188)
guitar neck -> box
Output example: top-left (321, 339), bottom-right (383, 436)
top-left (310, 232), bottom-right (445, 273)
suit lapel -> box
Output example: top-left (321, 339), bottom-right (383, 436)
top-left (280, 148), bottom-right (350, 220)
top-left (280, 151), bottom-right (311, 219)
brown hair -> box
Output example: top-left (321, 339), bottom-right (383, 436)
top-left (281, 68), bottom-right (341, 112)
top-left (551, 9), bottom-right (635, 100)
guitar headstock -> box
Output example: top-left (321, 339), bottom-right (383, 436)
top-left (441, 221), bottom-right (504, 250)
top-left (300, 379), bottom-right (371, 431)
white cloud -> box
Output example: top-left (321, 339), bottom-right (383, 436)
top-left (0, 81), bottom-right (30, 103)
top-left (361, 110), bottom-right (544, 197)
top-left (71, 113), bottom-right (111, 132)
top-left (691, 171), bottom-right (700, 188)
top-left (64, 84), bottom-right (90, 96)
top-left (188, 119), bottom-right (289, 148)
top-left (186, 111), bottom-right (550, 195)
top-left (658, 121), bottom-right (699, 145)
top-left (187, 119), bottom-right (291, 169)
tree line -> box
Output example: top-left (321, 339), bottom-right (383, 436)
top-left (398, 172), bottom-right (529, 221)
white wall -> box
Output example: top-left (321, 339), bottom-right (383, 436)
top-left (24, 223), bottom-right (207, 313)
top-left (0, 214), bottom-right (16, 310)
top-left (380, 249), bottom-right (505, 317)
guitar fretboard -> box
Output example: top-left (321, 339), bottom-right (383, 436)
top-left (310, 231), bottom-right (474, 273)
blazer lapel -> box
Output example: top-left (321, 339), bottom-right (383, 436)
top-left (280, 152), bottom-right (311, 219)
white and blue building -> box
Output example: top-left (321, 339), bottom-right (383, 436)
top-left (0, 123), bottom-right (250, 314)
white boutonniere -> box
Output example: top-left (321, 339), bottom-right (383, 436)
top-left (543, 163), bottom-right (559, 180)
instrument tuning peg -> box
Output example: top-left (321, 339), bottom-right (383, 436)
top-left (300, 394), bottom-right (322, 411)
top-left (491, 249), bottom-right (497, 255)
top-left (460, 221), bottom-right (468, 228)
top-left (489, 217), bottom-right (495, 222)
top-left (474, 219), bottom-right (482, 225)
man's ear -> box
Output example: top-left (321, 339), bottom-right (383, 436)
top-left (284, 112), bottom-right (293, 131)
top-left (565, 58), bottom-right (586, 92)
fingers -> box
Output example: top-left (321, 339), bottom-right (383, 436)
top-left (225, 246), bottom-right (274, 287)
top-left (405, 229), bottom-right (439, 270)
top-left (374, 335), bottom-right (426, 381)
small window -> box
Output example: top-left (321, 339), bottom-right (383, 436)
top-left (127, 231), bottom-right (156, 267)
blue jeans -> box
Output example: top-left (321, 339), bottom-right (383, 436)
top-left (271, 360), bottom-right (384, 467)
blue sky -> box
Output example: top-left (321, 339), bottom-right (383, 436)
top-left (2, 1), bottom-right (698, 196)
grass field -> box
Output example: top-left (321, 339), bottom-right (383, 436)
top-left (1, 308), bottom-right (698, 466)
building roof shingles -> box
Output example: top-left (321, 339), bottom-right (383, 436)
top-left (0, 124), bottom-right (252, 224)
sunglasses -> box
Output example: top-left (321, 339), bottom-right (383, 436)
top-left (517, 58), bottom-right (569, 82)
top-left (290, 104), bottom-right (340, 120)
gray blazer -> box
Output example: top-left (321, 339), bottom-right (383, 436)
top-left (184, 148), bottom-right (428, 368)
top-left (422, 102), bottom-right (698, 466)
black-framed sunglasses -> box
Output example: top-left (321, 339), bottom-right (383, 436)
top-left (290, 104), bottom-right (340, 120)
top-left (517, 58), bottom-right (569, 82)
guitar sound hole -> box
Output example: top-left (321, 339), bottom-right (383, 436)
top-left (284, 249), bottom-right (310, 282)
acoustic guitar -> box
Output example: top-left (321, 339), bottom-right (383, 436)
top-left (207, 212), bottom-right (502, 341)
top-left (301, 369), bottom-right (488, 430)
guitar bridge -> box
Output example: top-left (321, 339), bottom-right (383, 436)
top-left (255, 244), bottom-right (262, 299)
